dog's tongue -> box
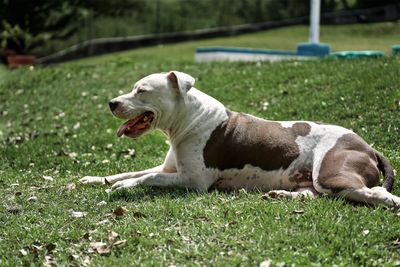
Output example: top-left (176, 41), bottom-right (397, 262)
top-left (116, 115), bottom-right (143, 137)
top-left (116, 123), bottom-right (130, 137)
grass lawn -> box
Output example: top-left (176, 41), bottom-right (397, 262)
top-left (1, 22), bottom-right (400, 266)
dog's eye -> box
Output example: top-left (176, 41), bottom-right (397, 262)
top-left (136, 88), bottom-right (146, 94)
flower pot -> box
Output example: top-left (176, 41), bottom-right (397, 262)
top-left (6, 54), bottom-right (36, 68)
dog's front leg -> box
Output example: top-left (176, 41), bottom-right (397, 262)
top-left (105, 165), bottom-right (166, 184)
top-left (80, 165), bottom-right (166, 185)
top-left (111, 172), bottom-right (206, 192)
top-left (80, 147), bottom-right (177, 185)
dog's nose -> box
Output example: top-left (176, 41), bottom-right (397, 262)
top-left (109, 101), bottom-right (120, 112)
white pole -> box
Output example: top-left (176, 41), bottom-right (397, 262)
top-left (309, 0), bottom-right (321, 43)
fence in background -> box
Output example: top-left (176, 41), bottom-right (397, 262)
top-left (38, 4), bottom-right (400, 64)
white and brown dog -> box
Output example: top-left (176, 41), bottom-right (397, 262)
top-left (80, 71), bottom-right (399, 208)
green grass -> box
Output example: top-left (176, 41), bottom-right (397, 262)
top-left (1, 22), bottom-right (400, 266)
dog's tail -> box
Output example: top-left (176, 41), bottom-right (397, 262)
top-left (375, 150), bottom-right (395, 192)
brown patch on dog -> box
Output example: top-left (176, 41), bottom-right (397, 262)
top-left (203, 110), bottom-right (311, 171)
top-left (291, 122), bottom-right (311, 137)
top-left (317, 133), bottom-right (380, 193)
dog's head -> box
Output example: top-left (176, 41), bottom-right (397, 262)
top-left (109, 71), bottom-right (195, 138)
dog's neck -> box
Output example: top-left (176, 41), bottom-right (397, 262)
top-left (158, 88), bottom-right (228, 145)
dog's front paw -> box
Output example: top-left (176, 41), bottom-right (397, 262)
top-left (111, 178), bottom-right (141, 191)
top-left (79, 176), bottom-right (106, 185)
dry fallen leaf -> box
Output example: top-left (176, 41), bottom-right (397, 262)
top-left (19, 248), bottom-right (28, 256)
top-left (88, 229), bottom-right (127, 256)
top-left (43, 176), bottom-right (54, 182)
top-left (15, 89), bottom-right (24, 95)
top-left (7, 204), bottom-right (23, 214)
top-left (97, 219), bottom-right (110, 225)
top-left (43, 255), bottom-right (55, 267)
top-left (293, 209), bottom-right (304, 214)
top-left (28, 196), bottom-right (38, 202)
top-left (89, 229), bottom-right (98, 235)
top-left (123, 148), bottom-right (136, 158)
top-left (106, 143), bottom-right (113, 150)
top-left (108, 231), bottom-right (119, 243)
top-left (71, 211), bottom-right (87, 218)
top-left (67, 152), bottom-right (78, 159)
top-left (260, 259), bottom-right (271, 267)
top-left (193, 215), bottom-right (209, 221)
top-left (90, 242), bottom-right (111, 255)
top-left (391, 239), bottom-right (400, 249)
top-left (82, 256), bottom-right (91, 266)
top-left (68, 254), bottom-right (79, 261)
top-left (225, 221), bottom-right (238, 227)
top-left (113, 206), bottom-right (128, 217)
top-left (65, 183), bottom-right (76, 191)
top-left (89, 231), bottom-right (127, 256)
top-left (113, 240), bottom-right (127, 246)
top-left (31, 244), bottom-right (42, 255)
top-left (97, 200), bottom-right (107, 206)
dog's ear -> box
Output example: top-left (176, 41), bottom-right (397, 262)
top-left (167, 71), bottom-right (195, 94)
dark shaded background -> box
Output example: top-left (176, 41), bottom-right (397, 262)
top-left (0, 0), bottom-right (398, 56)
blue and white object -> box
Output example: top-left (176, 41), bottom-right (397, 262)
top-left (195, 0), bottom-right (331, 63)
top-left (296, 0), bottom-right (330, 58)
top-left (195, 47), bottom-right (317, 62)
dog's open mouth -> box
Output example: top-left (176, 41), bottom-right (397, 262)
top-left (117, 111), bottom-right (155, 138)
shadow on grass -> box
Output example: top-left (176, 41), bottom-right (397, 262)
top-left (109, 185), bottom-right (250, 202)
top-left (109, 185), bottom-right (395, 212)
top-left (110, 186), bottom-right (196, 202)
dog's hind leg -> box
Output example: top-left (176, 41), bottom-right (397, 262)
top-left (337, 186), bottom-right (400, 208)
top-left (314, 171), bottom-right (400, 208)
top-left (313, 139), bottom-right (399, 208)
